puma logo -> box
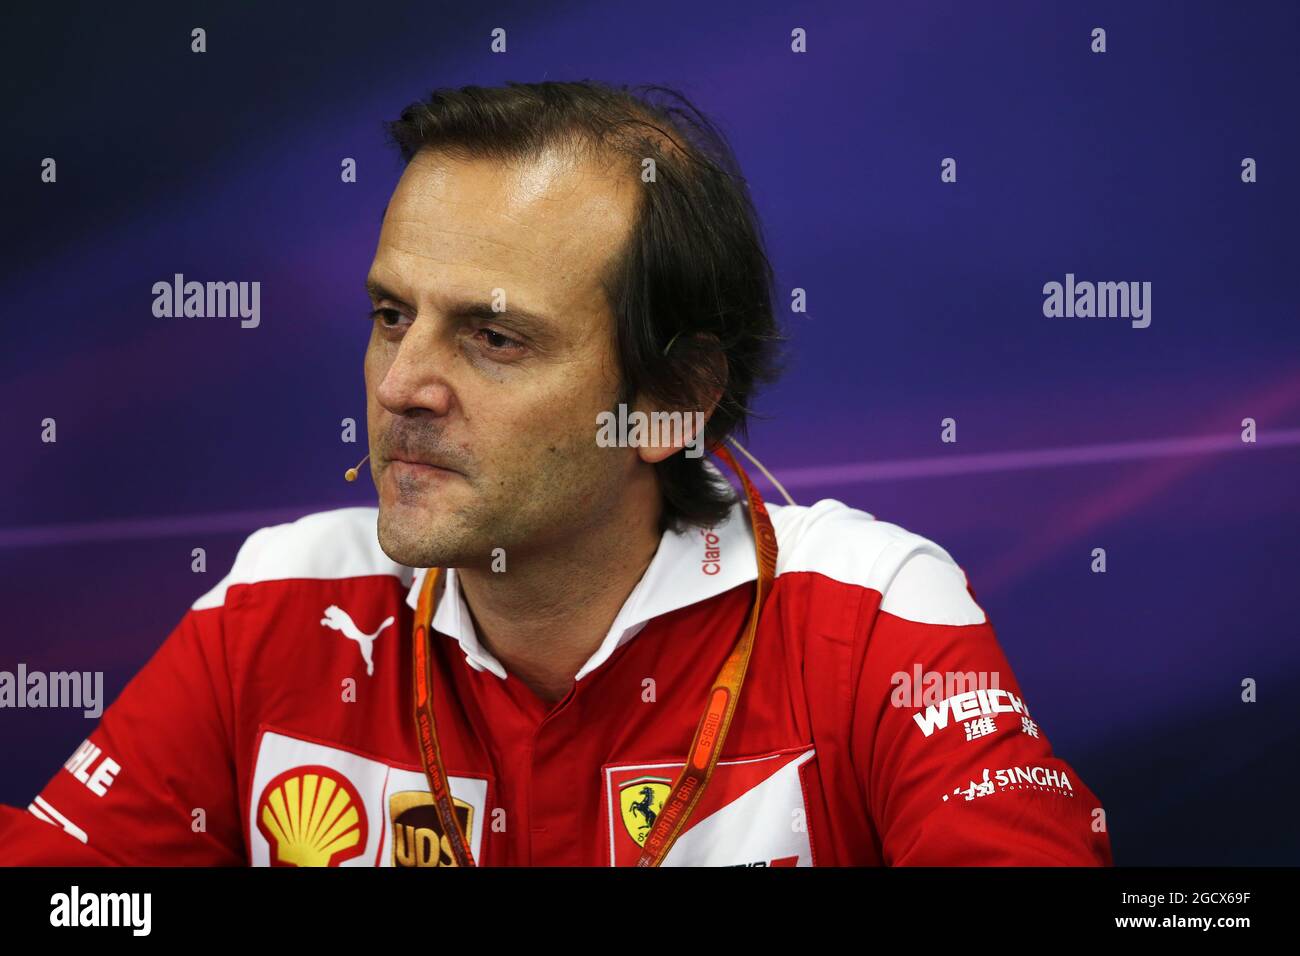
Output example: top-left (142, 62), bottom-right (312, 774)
top-left (320, 605), bottom-right (394, 677)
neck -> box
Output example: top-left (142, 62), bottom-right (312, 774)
top-left (455, 477), bottom-right (663, 703)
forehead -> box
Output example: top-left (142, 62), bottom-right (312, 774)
top-left (373, 147), bottom-right (640, 312)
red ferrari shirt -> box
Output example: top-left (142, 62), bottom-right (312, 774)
top-left (0, 494), bottom-right (1112, 866)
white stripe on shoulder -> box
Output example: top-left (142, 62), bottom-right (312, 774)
top-left (191, 507), bottom-right (410, 610)
top-left (767, 499), bottom-right (986, 626)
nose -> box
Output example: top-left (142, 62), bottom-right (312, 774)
top-left (374, 325), bottom-right (456, 419)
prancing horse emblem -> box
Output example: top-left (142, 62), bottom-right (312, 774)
top-left (618, 777), bottom-right (672, 847)
top-left (321, 605), bottom-right (394, 676)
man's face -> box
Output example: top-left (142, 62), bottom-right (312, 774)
top-left (364, 146), bottom-right (643, 570)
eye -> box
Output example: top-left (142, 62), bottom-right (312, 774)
top-left (476, 327), bottom-right (523, 351)
top-left (368, 307), bottom-right (409, 331)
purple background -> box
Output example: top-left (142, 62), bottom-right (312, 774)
top-left (2, 1), bottom-right (1297, 864)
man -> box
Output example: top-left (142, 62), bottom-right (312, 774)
top-left (0, 81), bottom-right (1111, 866)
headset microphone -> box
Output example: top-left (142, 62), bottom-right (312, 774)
top-left (344, 454), bottom-right (371, 482)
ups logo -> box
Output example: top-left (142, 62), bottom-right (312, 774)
top-left (389, 790), bottom-right (473, 867)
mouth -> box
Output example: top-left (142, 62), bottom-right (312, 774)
top-left (386, 456), bottom-right (462, 479)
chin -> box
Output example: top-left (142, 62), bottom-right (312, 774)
top-left (376, 503), bottom-right (476, 570)
top-left (377, 505), bottom-right (440, 567)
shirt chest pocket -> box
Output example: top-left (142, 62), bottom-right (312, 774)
top-left (601, 744), bottom-right (816, 866)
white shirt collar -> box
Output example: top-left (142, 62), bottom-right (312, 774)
top-left (403, 478), bottom-right (759, 682)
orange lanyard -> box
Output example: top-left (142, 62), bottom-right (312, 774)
top-left (410, 445), bottom-right (779, 867)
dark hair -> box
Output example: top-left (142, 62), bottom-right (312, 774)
top-left (383, 80), bottom-right (783, 532)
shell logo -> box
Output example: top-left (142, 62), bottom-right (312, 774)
top-left (256, 765), bottom-right (369, 867)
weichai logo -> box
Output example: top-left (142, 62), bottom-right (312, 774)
top-left (389, 790), bottom-right (473, 867)
top-left (256, 765), bottom-right (368, 867)
top-left (912, 688), bottom-right (1029, 738)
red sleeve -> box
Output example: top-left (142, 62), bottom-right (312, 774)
top-left (0, 605), bottom-right (246, 865)
top-left (852, 554), bottom-right (1113, 866)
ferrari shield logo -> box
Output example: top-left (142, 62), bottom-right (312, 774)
top-left (619, 776), bottom-right (672, 846)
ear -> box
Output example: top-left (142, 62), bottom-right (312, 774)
top-left (634, 334), bottom-right (726, 464)
top-left (633, 405), bottom-right (709, 464)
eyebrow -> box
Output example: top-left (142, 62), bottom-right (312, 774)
top-left (365, 278), bottom-right (555, 340)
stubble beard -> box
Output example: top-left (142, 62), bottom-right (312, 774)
top-left (377, 486), bottom-right (495, 571)
top-left (377, 449), bottom-right (632, 573)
